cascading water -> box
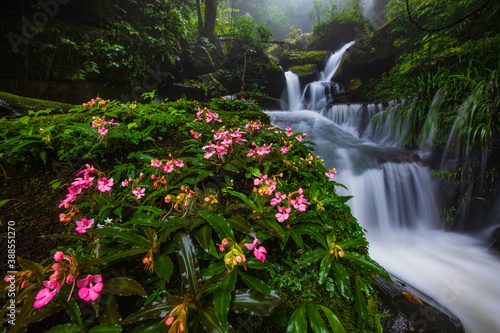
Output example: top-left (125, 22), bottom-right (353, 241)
top-left (268, 42), bottom-right (500, 333)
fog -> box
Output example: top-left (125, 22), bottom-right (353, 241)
top-left (230, 0), bottom-right (388, 39)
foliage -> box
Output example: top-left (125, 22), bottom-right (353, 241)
top-left (0, 94), bottom-right (390, 332)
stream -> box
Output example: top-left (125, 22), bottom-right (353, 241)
top-left (268, 43), bottom-right (500, 333)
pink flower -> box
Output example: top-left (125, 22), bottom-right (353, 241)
top-left (325, 169), bottom-right (336, 179)
top-left (276, 206), bottom-right (291, 223)
top-left (204, 148), bottom-right (216, 159)
top-left (296, 135), bottom-right (303, 141)
top-left (43, 279), bottom-right (59, 290)
top-left (77, 275), bottom-right (103, 301)
top-left (151, 160), bottom-right (163, 168)
top-left (254, 246), bottom-right (267, 262)
top-left (132, 187), bottom-right (145, 200)
top-left (34, 288), bottom-right (58, 308)
top-left (270, 192), bottom-right (286, 206)
top-left (58, 186), bottom-right (82, 207)
top-left (121, 179), bottom-right (129, 187)
top-left (97, 177), bottom-right (114, 193)
top-left (71, 172), bottom-right (95, 189)
top-left (75, 218), bottom-right (94, 233)
top-left (244, 237), bottom-right (259, 250)
top-left (54, 251), bottom-right (64, 262)
top-left (281, 146), bottom-right (288, 154)
top-left (291, 195), bottom-right (310, 212)
top-left (174, 160), bottom-right (184, 168)
top-left (163, 162), bottom-right (174, 173)
top-left (98, 127), bottom-right (108, 136)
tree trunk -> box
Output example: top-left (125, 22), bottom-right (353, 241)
top-left (202, 0), bottom-right (218, 41)
top-left (196, 0), bottom-right (203, 34)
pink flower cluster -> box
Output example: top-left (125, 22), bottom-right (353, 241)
top-left (194, 107), bottom-right (222, 124)
top-left (83, 97), bottom-right (110, 109)
top-left (202, 127), bottom-right (247, 160)
top-left (272, 188), bottom-right (310, 223)
top-left (34, 251), bottom-right (103, 308)
top-left (91, 116), bottom-right (120, 142)
top-left (244, 237), bottom-right (267, 262)
top-left (59, 165), bottom-right (114, 207)
top-left (150, 154), bottom-right (185, 174)
top-left (247, 142), bottom-right (275, 159)
top-left (325, 168), bottom-right (337, 179)
top-left (253, 173), bottom-right (277, 196)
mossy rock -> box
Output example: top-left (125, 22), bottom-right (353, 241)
top-left (280, 51), bottom-right (329, 70)
top-left (287, 64), bottom-right (318, 77)
top-left (0, 91), bottom-right (74, 117)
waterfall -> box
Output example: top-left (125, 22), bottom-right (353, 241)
top-left (323, 40), bottom-right (355, 82)
top-left (269, 42), bottom-right (500, 333)
top-left (284, 41), bottom-right (354, 111)
top-left (284, 71), bottom-right (301, 111)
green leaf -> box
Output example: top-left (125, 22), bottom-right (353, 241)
top-left (195, 224), bottom-right (213, 254)
top-left (336, 238), bottom-right (367, 249)
top-left (202, 261), bottom-right (226, 280)
top-left (88, 324), bottom-right (123, 333)
top-left (306, 302), bottom-right (329, 333)
top-left (290, 228), bottom-right (305, 250)
top-left (198, 210), bottom-right (235, 240)
top-left (354, 277), bottom-right (369, 330)
top-left (331, 260), bottom-right (352, 299)
top-left (227, 216), bottom-right (254, 235)
top-left (17, 257), bottom-right (44, 274)
top-left (226, 189), bottom-right (257, 211)
top-left (99, 293), bottom-right (122, 325)
top-left (45, 324), bottom-right (81, 333)
top-left (214, 269), bottom-right (237, 331)
top-left (175, 232), bottom-right (202, 295)
top-left (295, 248), bottom-right (327, 270)
top-left (123, 296), bottom-right (183, 324)
top-left (105, 277), bottom-right (147, 297)
top-left (343, 251), bottom-right (392, 281)
top-left (295, 225), bottom-right (328, 249)
top-left (317, 305), bottom-right (346, 333)
top-left (154, 254), bottom-right (174, 282)
top-left (198, 307), bottom-right (225, 333)
top-left (90, 228), bottom-right (150, 248)
top-left (63, 299), bottom-right (84, 331)
top-left (237, 270), bottom-right (273, 295)
top-left (102, 248), bottom-right (149, 263)
top-left (318, 254), bottom-right (333, 285)
top-left (286, 305), bottom-right (307, 333)
top-left (231, 289), bottom-right (285, 317)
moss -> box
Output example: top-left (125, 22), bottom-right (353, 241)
top-left (287, 64), bottom-right (318, 77)
top-left (281, 51), bottom-right (329, 68)
top-left (0, 91), bottom-right (75, 117)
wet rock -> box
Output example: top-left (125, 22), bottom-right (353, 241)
top-left (375, 276), bottom-right (465, 333)
top-left (0, 91), bottom-right (74, 117)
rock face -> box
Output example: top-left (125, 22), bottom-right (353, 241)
top-left (0, 91), bottom-right (74, 117)
top-left (306, 21), bottom-right (365, 52)
top-left (333, 22), bottom-right (402, 102)
top-left (375, 276), bottom-right (465, 333)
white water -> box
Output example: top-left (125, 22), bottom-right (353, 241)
top-left (269, 43), bottom-right (500, 333)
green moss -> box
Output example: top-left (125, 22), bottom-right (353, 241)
top-left (281, 51), bottom-right (329, 67)
top-left (287, 64), bottom-right (318, 76)
top-left (0, 91), bottom-right (75, 117)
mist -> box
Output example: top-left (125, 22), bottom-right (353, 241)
top-left (230, 0), bottom-right (388, 40)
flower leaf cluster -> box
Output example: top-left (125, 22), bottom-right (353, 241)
top-left (0, 97), bottom-right (390, 332)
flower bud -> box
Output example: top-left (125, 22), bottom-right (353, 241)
top-left (66, 275), bottom-right (75, 284)
top-left (165, 316), bottom-right (174, 326)
top-left (54, 251), bottom-right (65, 262)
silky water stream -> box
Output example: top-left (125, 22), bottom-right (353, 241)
top-left (269, 43), bottom-right (500, 332)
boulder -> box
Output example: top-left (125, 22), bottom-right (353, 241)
top-left (375, 276), bottom-right (465, 333)
top-left (0, 91), bottom-right (74, 117)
